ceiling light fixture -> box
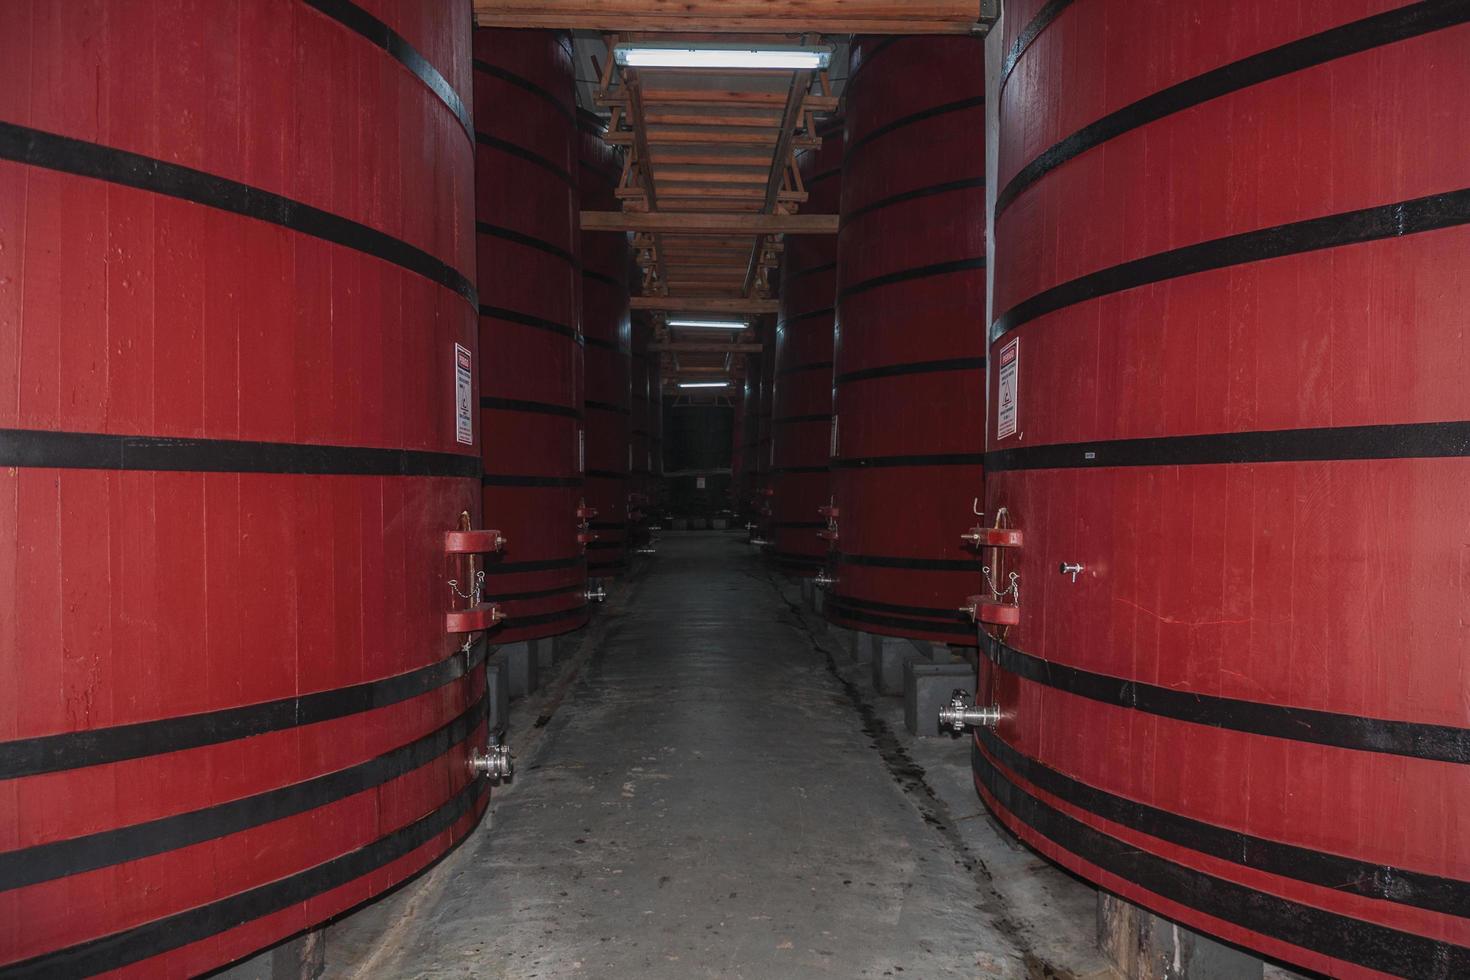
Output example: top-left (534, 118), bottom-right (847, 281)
top-left (678, 381), bottom-right (731, 389)
top-left (667, 319), bottom-right (749, 330)
top-left (614, 43), bottom-right (832, 71)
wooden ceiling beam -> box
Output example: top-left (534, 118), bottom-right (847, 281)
top-left (745, 68), bottom-right (812, 297)
top-left (585, 211), bottom-right (836, 233)
top-left (622, 68), bottom-right (670, 294)
top-left (608, 128), bottom-right (781, 146)
top-left (644, 112), bottom-right (783, 128)
top-left (631, 296), bottom-right (780, 313)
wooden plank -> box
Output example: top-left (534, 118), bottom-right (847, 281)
top-left (609, 128), bottom-right (782, 146)
top-left (744, 70), bottom-right (811, 296)
top-left (585, 211), bottom-right (836, 233)
top-left (631, 295), bottom-right (780, 313)
top-left (473, 2), bottom-right (982, 33)
top-left (654, 169), bottom-right (769, 184)
top-left (622, 69), bottom-right (669, 293)
top-left (644, 112), bottom-right (782, 128)
top-left (649, 151), bottom-right (772, 168)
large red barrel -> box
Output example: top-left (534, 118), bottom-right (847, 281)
top-left (771, 130), bottom-right (843, 575)
top-left (983, 3), bottom-right (1470, 975)
top-left (474, 29), bottom-right (589, 642)
top-left (577, 110), bottom-right (632, 579)
top-left (730, 380), bottom-right (748, 514)
top-left (753, 316), bottom-right (778, 537)
top-left (737, 351), bottom-right (765, 528)
top-left (826, 36), bottom-right (987, 643)
top-left (0, 2), bottom-right (485, 974)
top-left (629, 316), bottom-right (656, 532)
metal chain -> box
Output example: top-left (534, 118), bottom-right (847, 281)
top-left (448, 570), bottom-right (485, 605)
top-left (981, 566), bottom-right (1020, 605)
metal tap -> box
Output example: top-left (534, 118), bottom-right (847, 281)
top-left (468, 742), bottom-right (514, 781)
top-left (938, 690), bottom-right (1002, 733)
top-left (813, 570), bottom-right (836, 588)
top-left (585, 584), bottom-right (608, 603)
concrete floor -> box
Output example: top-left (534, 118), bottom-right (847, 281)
top-left (326, 533), bottom-right (1107, 980)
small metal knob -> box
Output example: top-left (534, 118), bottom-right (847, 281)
top-left (468, 743), bottom-right (513, 781)
top-left (938, 690), bottom-right (1001, 733)
top-left (1059, 561), bottom-right (1084, 582)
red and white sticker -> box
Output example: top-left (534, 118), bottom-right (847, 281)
top-left (996, 338), bottom-right (1019, 441)
top-left (454, 343), bottom-right (474, 445)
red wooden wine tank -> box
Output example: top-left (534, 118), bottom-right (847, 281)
top-left (982, 2), bottom-right (1470, 976)
top-left (577, 110), bottom-right (632, 578)
top-left (0, 2), bottom-right (487, 974)
top-left (736, 350), bottom-right (765, 524)
top-left (474, 28), bottom-right (589, 642)
top-left (826, 36), bottom-right (987, 644)
top-left (754, 316), bottom-right (778, 536)
top-left (771, 131), bottom-right (843, 575)
top-left (730, 381), bottom-right (747, 514)
top-left (630, 315), bottom-right (656, 524)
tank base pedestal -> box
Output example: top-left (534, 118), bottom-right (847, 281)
top-left (532, 637), bottom-right (556, 678)
top-left (1097, 893), bottom-right (1263, 980)
top-left (499, 642), bottom-right (540, 699)
top-left (868, 634), bottom-right (940, 695)
top-left (799, 578), bottom-right (816, 608)
top-left (215, 928), bottom-right (325, 980)
top-left (904, 661), bottom-right (978, 737)
top-left (824, 621), bottom-right (853, 647)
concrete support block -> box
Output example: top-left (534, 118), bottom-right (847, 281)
top-left (501, 641), bottom-right (538, 699)
top-left (486, 655), bottom-right (510, 736)
top-left (799, 578), bottom-right (815, 607)
top-left (671, 518), bottom-right (689, 531)
top-left (811, 587), bottom-right (826, 616)
top-left (904, 661), bottom-right (977, 736)
top-left (712, 518), bottom-right (729, 530)
top-left (553, 630), bottom-right (579, 663)
top-left (824, 621), bottom-right (852, 649)
top-left (1098, 893), bottom-right (1263, 980)
top-left (870, 635), bottom-right (938, 695)
top-left (532, 637), bottom-right (556, 678)
top-left (215, 930), bottom-right (325, 980)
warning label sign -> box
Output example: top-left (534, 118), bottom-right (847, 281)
top-left (996, 338), bottom-right (1019, 440)
top-left (454, 343), bottom-right (474, 445)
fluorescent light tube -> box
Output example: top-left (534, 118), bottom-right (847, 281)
top-left (614, 44), bottom-right (831, 71)
top-left (667, 319), bottom-right (748, 330)
top-left (679, 381), bottom-right (730, 389)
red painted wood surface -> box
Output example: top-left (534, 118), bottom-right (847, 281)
top-left (630, 315), bottom-right (656, 535)
top-left (0, 1), bottom-right (485, 973)
top-left (730, 383), bottom-right (747, 514)
top-left (771, 130), bottom-right (842, 575)
top-left (826, 36), bottom-right (987, 644)
top-left (984, 2), bottom-right (1470, 976)
top-left (736, 351), bottom-right (765, 527)
top-left (754, 316), bottom-right (778, 538)
top-left (578, 110), bottom-right (632, 578)
top-left (474, 28), bottom-right (589, 642)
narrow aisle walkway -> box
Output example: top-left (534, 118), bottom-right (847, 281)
top-left (367, 534), bottom-right (1025, 978)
